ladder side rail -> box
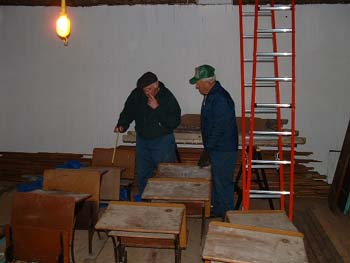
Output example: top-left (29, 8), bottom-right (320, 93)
top-left (238, 0), bottom-right (248, 211)
top-left (245, 0), bottom-right (260, 210)
top-left (289, 0), bottom-right (296, 221)
top-left (270, 0), bottom-right (286, 210)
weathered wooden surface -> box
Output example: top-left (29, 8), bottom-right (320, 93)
top-left (226, 210), bottom-right (298, 232)
top-left (95, 201), bottom-right (184, 234)
top-left (202, 222), bottom-right (307, 263)
top-left (43, 169), bottom-right (102, 203)
top-left (142, 178), bottom-right (210, 201)
top-left (96, 201), bottom-right (187, 247)
top-left (31, 189), bottom-right (91, 203)
top-left (156, 163), bottom-right (211, 180)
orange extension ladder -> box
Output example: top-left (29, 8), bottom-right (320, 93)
top-left (238, 0), bottom-right (296, 220)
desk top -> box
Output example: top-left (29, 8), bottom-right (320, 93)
top-left (31, 189), bottom-right (91, 203)
top-left (226, 210), bottom-right (298, 232)
top-left (202, 222), bottom-right (307, 263)
top-left (95, 201), bottom-right (185, 235)
top-left (156, 163), bottom-right (211, 180)
top-left (142, 178), bottom-right (210, 201)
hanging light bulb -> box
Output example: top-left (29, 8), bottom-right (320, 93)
top-left (56, 0), bottom-right (70, 45)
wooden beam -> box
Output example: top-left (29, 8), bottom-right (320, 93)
top-left (0, 0), bottom-right (349, 7)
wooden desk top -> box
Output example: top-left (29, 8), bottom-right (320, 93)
top-left (142, 178), bottom-right (210, 201)
top-left (226, 210), bottom-right (298, 232)
top-left (156, 163), bottom-right (211, 180)
top-left (202, 222), bottom-right (307, 263)
top-left (31, 189), bottom-right (91, 203)
top-left (95, 201), bottom-right (184, 235)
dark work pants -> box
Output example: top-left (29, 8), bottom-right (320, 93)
top-left (209, 150), bottom-right (237, 217)
top-left (136, 133), bottom-right (177, 194)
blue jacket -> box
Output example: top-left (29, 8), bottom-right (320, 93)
top-left (201, 81), bottom-right (238, 152)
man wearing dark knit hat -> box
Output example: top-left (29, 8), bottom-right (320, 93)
top-left (114, 72), bottom-right (181, 197)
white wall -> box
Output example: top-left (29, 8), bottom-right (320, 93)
top-left (0, 4), bottom-right (349, 177)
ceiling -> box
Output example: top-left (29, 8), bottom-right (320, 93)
top-left (0, 0), bottom-right (348, 6)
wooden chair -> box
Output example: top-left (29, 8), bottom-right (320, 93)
top-left (43, 169), bottom-right (102, 254)
top-left (91, 147), bottom-right (136, 200)
top-left (5, 192), bottom-right (75, 263)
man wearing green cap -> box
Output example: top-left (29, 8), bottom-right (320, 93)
top-left (190, 65), bottom-right (238, 218)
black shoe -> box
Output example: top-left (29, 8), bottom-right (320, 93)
top-left (209, 212), bottom-right (222, 218)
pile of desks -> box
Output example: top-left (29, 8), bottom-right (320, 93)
top-left (95, 162), bottom-right (211, 263)
top-left (4, 147), bottom-right (135, 262)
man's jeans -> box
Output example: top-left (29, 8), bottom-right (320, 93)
top-left (136, 133), bottom-right (177, 194)
top-left (209, 150), bottom-right (237, 217)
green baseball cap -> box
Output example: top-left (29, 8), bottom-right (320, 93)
top-left (189, 64), bottom-right (215, 84)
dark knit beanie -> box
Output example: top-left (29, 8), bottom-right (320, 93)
top-left (137, 72), bottom-right (158, 89)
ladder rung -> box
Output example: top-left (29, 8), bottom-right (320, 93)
top-left (259, 5), bottom-right (292, 11)
top-left (244, 57), bottom-right (274, 63)
top-left (243, 35), bottom-right (273, 39)
top-left (258, 28), bottom-right (292, 33)
top-left (246, 109), bottom-right (277, 114)
top-left (256, 77), bottom-right (292, 82)
top-left (243, 11), bottom-right (271, 16)
top-left (250, 194), bottom-right (281, 198)
top-left (246, 164), bottom-right (279, 169)
top-left (257, 52), bottom-right (292, 57)
top-left (250, 190), bottom-right (290, 195)
top-left (255, 103), bottom-right (292, 108)
top-left (245, 82), bottom-right (276, 87)
top-left (253, 131), bottom-right (292, 136)
top-left (244, 58), bottom-right (274, 63)
top-left (250, 190), bottom-right (290, 198)
top-left (252, 160), bottom-right (291, 165)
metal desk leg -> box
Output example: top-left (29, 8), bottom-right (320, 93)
top-left (71, 218), bottom-right (76, 263)
top-left (201, 204), bottom-right (205, 246)
top-left (117, 237), bottom-right (127, 263)
top-left (88, 203), bottom-right (94, 254)
top-left (111, 236), bottom-right (119, 263)
top-left (174, 235), bottom-right (181, 263)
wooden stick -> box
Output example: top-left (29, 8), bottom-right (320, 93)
top-left (112, 132), bottom-right (119, 164)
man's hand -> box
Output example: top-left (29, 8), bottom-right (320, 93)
top-left (147, 94), bottom-right (159, 109)
top-left (114, 126), bottom-right (124, 133)
top-left (197, 150), bottom-right (211, 168)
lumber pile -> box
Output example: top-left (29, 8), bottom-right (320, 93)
top-left (0, 152), bottom-right (91, 182)
top-left (123, 115), bottom-right (306, 146)
top-left (0, 148), bottom-right (329, 198)
top-left (176, 148), bottom-right (329, 199)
